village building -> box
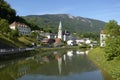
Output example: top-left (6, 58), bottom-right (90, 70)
top-left (100, 30), bottom-right (106, 47)
top-left (37, 31), bottom-right (55, 39)
top-left (9, 21), bottom-right (31, 36)
top-left (67, 40), bottom-right (74, 46)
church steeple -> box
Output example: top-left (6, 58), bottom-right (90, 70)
top-left (59, 21), bottom-right (62, 30)
top-left (58, 21), bottom-right (62, 39)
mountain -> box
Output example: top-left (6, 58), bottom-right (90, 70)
top-left (22, 14), bottom-right (106, 33)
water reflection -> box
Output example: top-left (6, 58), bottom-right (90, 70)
top-left (0, 50), bottom-right (112, 80)
top-left (54, 52), bottom-right (62, 75)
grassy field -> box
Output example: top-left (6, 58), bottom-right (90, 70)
top-left (88, 47), bottom-right (120, 80)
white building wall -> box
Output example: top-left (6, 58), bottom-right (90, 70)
top-left (100, 33), bottom-right (106, 47)
top-left (67, 40), bottom-right (73, 45)
top-left (9, 25), bottom-right (16, 30)
top-left (85, 40), bottom-right (91, 44)
top-left (17, 26), bottom-right (31, 35)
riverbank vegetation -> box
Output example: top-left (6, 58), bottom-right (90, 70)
top-left (88, 20), bottom-right (120, 80)
top-left (88, 47), bottom-right (120, 80)
top-left (104, 20), bottom-right (120, 60)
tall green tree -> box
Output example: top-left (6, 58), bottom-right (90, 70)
top-left (104, 20), bottom-right (120, 60)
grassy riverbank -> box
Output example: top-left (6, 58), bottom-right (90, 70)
top-left (88, 47), bottom-right (120, 80)
top-left (40, 46), bottom-right (78, 51)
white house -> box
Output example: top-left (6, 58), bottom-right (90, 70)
top-left (39, 31), bottom-right (55, 39)
top-left (75, 39), bottom-right (84, 45)
top-left (67, 40), bottom-right (73, 45)
top-left (45, 33), bottom-right (55, 39)
top-left (75, 38), bottom-right (91, 45)
top-left (9, 21), bottom-right (31, 36)
top-left (85, 39), bottom-right (91, 44)
top-left (100, 30), bottom-right (106, 47)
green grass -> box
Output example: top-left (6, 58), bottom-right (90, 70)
top-left (0, 34), bottom-right (17, 47)
top-left (0, 34), bottom-right (37, 48)
top-left (18, 36), bottom-right (36, 46)
top-left (88, 47), bottom-right (120, 80)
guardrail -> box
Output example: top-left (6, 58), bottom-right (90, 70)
top-left (0, 47), bottom-right (35, 55)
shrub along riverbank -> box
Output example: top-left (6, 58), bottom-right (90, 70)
top-left (88, 47), bottom-right (120, 80)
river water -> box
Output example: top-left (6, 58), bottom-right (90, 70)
top-left (0, 50), bottom-right (113, 80)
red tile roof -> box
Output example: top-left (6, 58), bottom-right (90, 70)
top-left (55, 38), bottom-right (61, 42)
top-left (100, 30), bottom-right (105, 34)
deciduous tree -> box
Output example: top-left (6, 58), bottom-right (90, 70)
top-left (104, 20), bottom-right (120, 60)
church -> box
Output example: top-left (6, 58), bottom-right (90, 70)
top-left (57, 21), bottom-right (69, 41)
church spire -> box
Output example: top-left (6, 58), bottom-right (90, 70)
top-left (58, 21), bottom-right (62, 39)
top-left (59, 21), bottom-right (62, 30)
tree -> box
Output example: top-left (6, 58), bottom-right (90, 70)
top-left (104, 20), bottom-right (120, 60)
top-left (30, 31), bottom-right (39, 39)
top-left (0, 18), bottom-right (10, 34)
top-left (10, 28), bottom-right (19, 38)
top-left (105, 36), bottom-right (120, 60)
top-left (78, 32), bottom-right (99, 41)
top-left (0, 0), bottom-right (16, 23)
top-left (104, 20), bottom-right (120, 37)
top-left (43, 28), bottom-right (52, 33)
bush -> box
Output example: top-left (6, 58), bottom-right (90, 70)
top-left (79, 43), bottom-right (91, 48)
top-left (104, 36), bottom-right (120, 60)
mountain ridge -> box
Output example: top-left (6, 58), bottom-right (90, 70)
top-left (22, 14), bottom-right (106, 33)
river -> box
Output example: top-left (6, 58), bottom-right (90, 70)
top-left (0, 49), bottom-right (113, 80)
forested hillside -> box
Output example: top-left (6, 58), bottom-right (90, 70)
top-left (0, 0), bottom-right (40, 30)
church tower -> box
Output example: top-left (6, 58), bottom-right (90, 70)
top-left (58, 21), bottom-right (62, 39)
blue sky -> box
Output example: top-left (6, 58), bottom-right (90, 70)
top-left (5, 0), bottom-right (120, 23)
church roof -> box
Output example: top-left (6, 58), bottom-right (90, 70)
top-left (100, 30), bottom-right (106, 34)
top-left (55, 38), bottom-right (61, 42)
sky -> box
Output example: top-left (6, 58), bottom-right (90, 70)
top-left (5, 0), bottom-right (120, 24)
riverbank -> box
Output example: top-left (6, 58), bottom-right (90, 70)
top-left (88, 47), bottom-right (120, 80)
top-left (40, 46), bottom-right (78, 51)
